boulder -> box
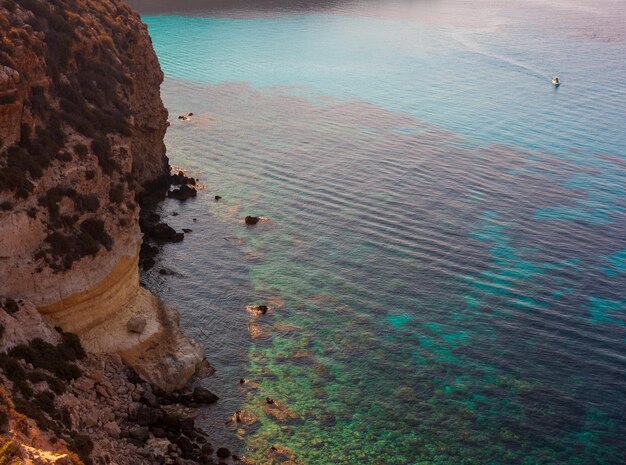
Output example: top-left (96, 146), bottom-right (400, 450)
top-left (137, 405), bottom-right (163, 426)
top-left (129, 426), bottom-right (151, 443)
top-left (127, 315), bottom-right (147, 334)
top-left (170, 171), bottom-right (196, 186)
top-left (200, 444), bottom-right (214, 460)
top-left (142, 384), bottom-right (159, 407)
top-left (120, 303), bottom-right (206, 393)
top-left (168, 185), bottom-right (197, 201)
top-left (103, 421), bottom-right (121, 438)
top-left (192, 386), bottom-right (219, 404)
top-left (216, 448), bottom-right (231, 458)
top-left (244, 216), bottom-right (260, 225)
top-left (150, 427), bottom-right (167, 438)
top-left (174, 436), bottom-right (195, 458)
top-left (161, 404), bottom-right (200, 423)
top-left (145, 222), bottom-right (184, 243)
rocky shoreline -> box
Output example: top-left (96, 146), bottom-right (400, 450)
top-left (0, 172), bottom-right (247, 465)
top-left (0, 0), bottom-right (243, 463)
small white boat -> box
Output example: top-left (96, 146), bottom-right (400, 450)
top-left (552, 76), bottom-right (561, 87)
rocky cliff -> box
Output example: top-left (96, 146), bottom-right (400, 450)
top-left (0, 0), bottom-right (219, 463)
top-left (0, 0), bottom-right (204, 392)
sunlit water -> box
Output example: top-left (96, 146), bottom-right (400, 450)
top-left (132, 0), bottom-right (626, 463)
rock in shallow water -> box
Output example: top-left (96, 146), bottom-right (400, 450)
top-left (145, 222), bottom-right (184, 243)
top-left (246, 304), bottom-right (268, 315)
top-left (168, 185), bottom-right (197, 201)
top-left (192, 386), bottom-right (219, 404)
top-left (216, 447), bottom-right (231, 458)
top-left (244, 215), bottom-right (260, 225)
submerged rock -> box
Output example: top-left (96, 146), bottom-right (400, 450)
top-left (263, 398), bottom-right (300, 422)
top-left (244, 216), bottom-right (260, 225)
top-left (269, 445), bottom-right (297, 462)
top-left (230, 409), bottom-right (258, 426)
top-left (246, 304), bottom-right (268, 315)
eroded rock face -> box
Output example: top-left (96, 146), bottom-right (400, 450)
top-left (120, 303), bottom-right (206, 393)
top-left (0, 0), bottom-right (168, 303)
top-left (0, 65), bottom-right (23, 147)
top-left (0, 297), bottom-right (60, 352)
top-left (0, 301), bottom-right (216, 465)
top-left (0, 0), bottom-right (204, 392)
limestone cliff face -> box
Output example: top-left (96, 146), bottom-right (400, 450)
top-left (0, 0), bottom-right (203, 392)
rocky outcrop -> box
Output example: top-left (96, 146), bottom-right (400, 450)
top-left (0, 298), bottom-right (233, 465)
top-left (127, 21), bottom-right (169, 189)
top-left (0, 0), bottom-right (204, 393)
top-left (0, 1), bottom-right (220, 463)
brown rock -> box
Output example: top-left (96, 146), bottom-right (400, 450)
top-left (127, 316), bottom-right (148, 334)
top-left (269, 445), bottom-right (297, 461)
top-left (192, 386), bottom-right (218, 404)
top-left (216, 447), bottom-right (231, 458)
top-left (104, 421), bottom-right (121, 438)
top-left (230, 410), bottom-right (258, 426)
top-left (246, 304), bottom-right (268, 315)
top-left (161, 404), bottom-right (199, 423)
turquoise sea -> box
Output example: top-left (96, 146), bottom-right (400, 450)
top-left (133, 0), bottom-right (626, 463)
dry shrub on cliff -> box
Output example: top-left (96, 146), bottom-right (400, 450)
top-left (2, 0), bottom-right (17, 13)
top-left (73, 143), bottom-right (88, 158)
top-left (1, 0), bottom-right (135, 199)
top-left (0, 298), bottom-right (18, 314)
top-left (67, 432), bottom-right (93, 465)
top-left (57, 328), bottom-right (86, 361)
top-left (26, 370), bottom-right (67, 395)
top-left (0, 117), bottom-right (67, 196)
top-left (91, 135), bottom-right (120, 175)
top-left (40, 217), bottom-right (113, 270)
top-left (29, 85), bottom-right (50, 115)
top-left (0, 354), bottom-right (32, 398)
top-left (109, 183), bottom-right (124, 204)
top-left (74, 194), bottom-right (100, 213)
top-left (8, 337), bottom-right (82, 381)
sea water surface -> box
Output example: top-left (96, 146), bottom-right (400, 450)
top-left (133, 0), bottom-right (626, 463)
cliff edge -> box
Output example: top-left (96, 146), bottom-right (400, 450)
top-left (0, 0), bottom-right (204, 393)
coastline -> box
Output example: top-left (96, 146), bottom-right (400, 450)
top-left (0, 0), bottom-right (239, 463)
